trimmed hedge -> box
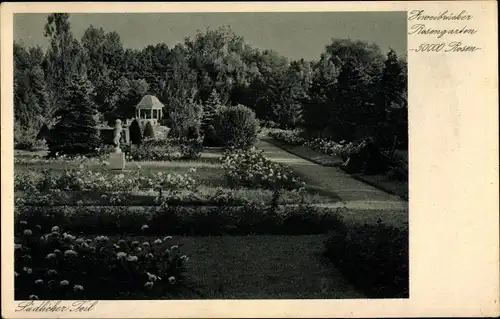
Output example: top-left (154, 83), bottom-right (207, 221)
top-left (324, 220), bottom-right (409, 298)
top-left (15, 204), bottom-right (345, 236)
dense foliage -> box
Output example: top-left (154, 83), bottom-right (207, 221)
top-left (14, 13), bottom-right (407, 154)
top-left (213, 105), bottom-right (259, 148)
top-left (324, 220), bottom-right (409, 298)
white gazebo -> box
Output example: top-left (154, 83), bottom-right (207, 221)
top-left (135, 95), bottom-right (164, 125)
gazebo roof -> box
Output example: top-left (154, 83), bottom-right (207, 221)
top-left (136, 95), bottom-right (164, 110)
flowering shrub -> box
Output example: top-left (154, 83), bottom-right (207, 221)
top-left (304, 138), bottom-right (367, 159)
top-left (15, 221), bottom-right (188, 300)
top-left (179, 138), bottom-right (203, 160)
top-left (126, 138), bottom-right (176, 161)
top-left (15, 165), bottom-right (199, 193)
top-left (125, 137), bottom-right (203, 161)
top-left (267, 129), bottom-right (368, 160)
top-left (220, 147), bottom-right (303, 191)
top-left (268, 129), bottom-right (305, 146)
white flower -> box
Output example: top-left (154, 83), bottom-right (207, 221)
top-left (168, 276), bottom-right (176, 284)
top-left (23, 229), bottom-right (32, 236)
top-left (60, 280), bottom-right (70, 286)
top-left (29, 295), bottom-right (39, 300)
top-left (64, 250), bottom-right (78, 257)
top-left (73, 284), bottom-right (84, 292)
top-left (35, 279), bottom-right (44, 284)
top-left (141, 225), bottom-right (149, 231)
top-left (15, 243), bottom-right (22, 250)
top-left (46, 253), bottom-right (56, 260)
top-left (51, 226), bottom-right (60, 232)
top-left (116, 252), bottom-right (127, 260)
top-left (163, 236), bottom-right (173, 241)
top-left (144, 281), bottom-right (154, 289)
top-left (153, 239), bottom-right (162, 245)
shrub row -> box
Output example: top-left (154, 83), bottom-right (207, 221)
top-left (15, 204), bottom-right (344, 236)
top-left (324, 220), bottom-right (409, 298)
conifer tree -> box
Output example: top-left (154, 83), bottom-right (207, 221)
top-left (129, 119), bottom-right (143, 145)
top-left (143, 121), bottom-right (156, 139)
top-left (202, 89), bottom-right (222, 130)
top-left (47, 74), bottom-right (100, 157)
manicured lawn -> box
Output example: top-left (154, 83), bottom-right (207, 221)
top-left (121, 234), bottom-right (364, 299)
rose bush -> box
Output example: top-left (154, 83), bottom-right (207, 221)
top-left (268, 129), bottom-right (305, 146)
top-left (15, 166), bottom-right (199, 193)
top-left (220, 147), bottom-right (304, 191)
top-left (15, 221), bottom-right (188, 300)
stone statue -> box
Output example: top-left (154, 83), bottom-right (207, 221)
top-left (113, 119), bottom-right (123, 153)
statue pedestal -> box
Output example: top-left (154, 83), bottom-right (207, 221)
top-left (109, 152), bottom-right (125, 170)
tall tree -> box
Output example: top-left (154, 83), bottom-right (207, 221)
top-left (44, 13), bottom-right (84, 117)
top-left (46, 74), bottom-right (100, 157)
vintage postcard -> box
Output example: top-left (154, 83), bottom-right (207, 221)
top-left (1, 1), bottom-right (498, 318)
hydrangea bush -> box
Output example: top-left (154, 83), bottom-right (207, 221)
top-left (15, 221), bottom-right (188, 300)
top-left (220, 147), bottom-right (304, 191)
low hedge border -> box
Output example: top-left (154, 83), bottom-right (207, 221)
top-left (324, 220), bottom-right (409, 298)
top-left (15, 204), bottom-right (346, 236)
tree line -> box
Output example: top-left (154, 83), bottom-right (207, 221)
top-left (14, 13), bottom-right (408, 150)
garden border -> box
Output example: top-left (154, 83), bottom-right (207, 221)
top-left (264, 137), bottom-right (408, 201)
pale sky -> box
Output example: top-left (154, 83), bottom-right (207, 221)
top-left (14, 12), bottom-right (407, 61)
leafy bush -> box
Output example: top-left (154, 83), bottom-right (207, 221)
top-left (179, 138), bottom-right (203, 160)
top-left (220, 147), bottom-right (303, 190)
top-left (143, 121), bottom-right (156, 139)
top-left (213, 104), bottom-right (259, 148)
top-left (324, 220), bottom-right (409, 298)
top-left (129, 119), bottom-right (143, 145)
top-left (14, 221), bottom-right (188, 300)
top-left (167, 100), bottom-right (202, 139)
top-left (14, 122), bottom-right (39, 150)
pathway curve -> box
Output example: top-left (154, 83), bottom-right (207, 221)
top-left (256, 138), bottom-right (408, 213)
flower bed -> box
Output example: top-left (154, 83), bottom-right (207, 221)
top-left (14, 166), bottom-right (198, 193)
top-left (15, 221), bottom-right (188, 300)
top-left (221, 147), bottom-right (304, 191)
top-left (125, 137), bottom-right (203, 161)
top-left (268, 129), bottom-right (370, 159)
top-left (267, 129), bottom-right (305, 146)
top-left (324, 220), bottom-right (409, 298)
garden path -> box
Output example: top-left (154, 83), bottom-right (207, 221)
top-left (256, 138), bottom-right (408, 212)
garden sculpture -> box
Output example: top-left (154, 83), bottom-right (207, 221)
top-left (113, 119), bottom-right (123, 153)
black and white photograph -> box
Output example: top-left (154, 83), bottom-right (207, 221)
top-left (10, 11), bottom-right (410, 301)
